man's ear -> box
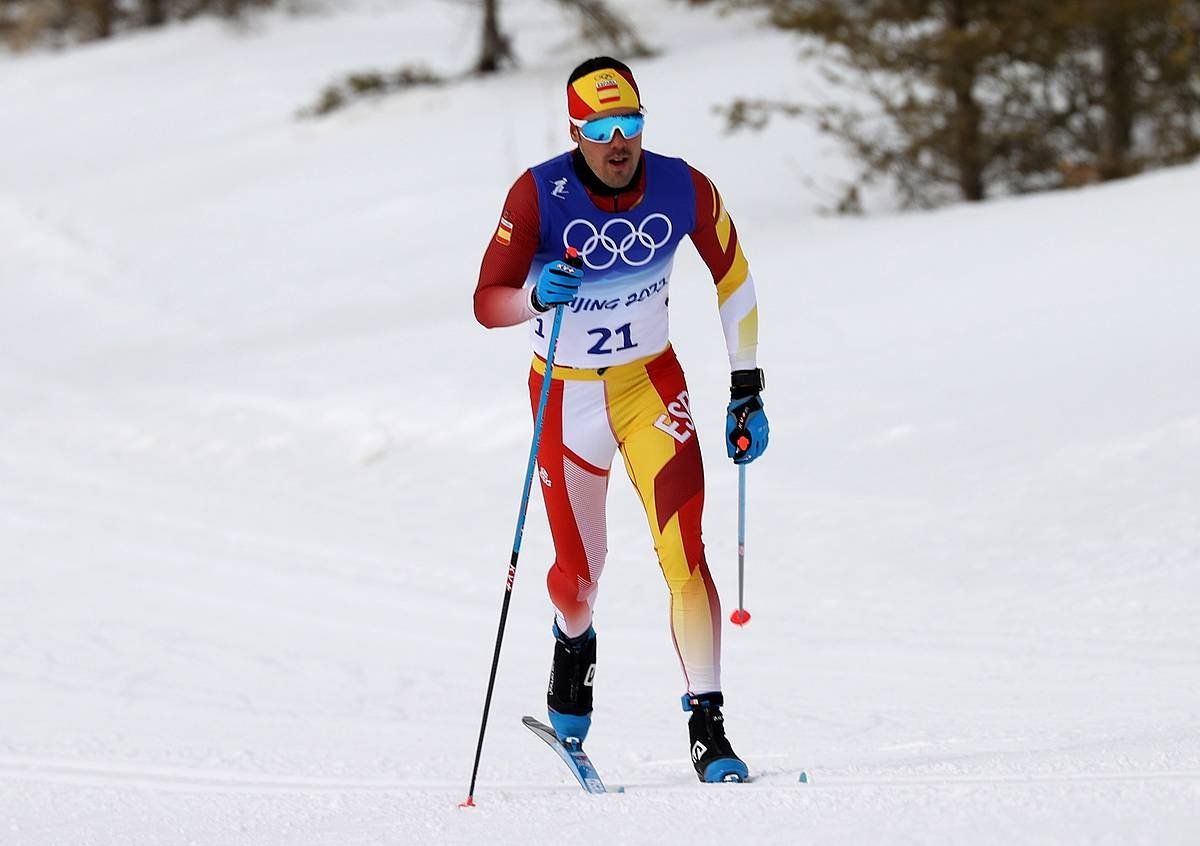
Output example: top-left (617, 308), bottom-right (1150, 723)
top-left (569, 124), bottom-right (581, 144)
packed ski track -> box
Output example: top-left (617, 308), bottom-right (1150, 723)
top-left (2, 1), bottom-right (1199, 843)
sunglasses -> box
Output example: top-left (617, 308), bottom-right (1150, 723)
top-left (571, 112), bottom-right (646, 143)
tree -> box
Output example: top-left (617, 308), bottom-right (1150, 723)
top-left (141, 0), bottom-right (164, 27)
top-left (77, 0), bottom-right (115, 39)
top-left (753, 1), bottom-right (1048, 206)
top-left (1034, 1), bottom-right (1200, 180)
top-left (553, 0), bottom-right (655, 58)
top-left (2, 0), bottom-right (273, 48)
top-left (475, 0), bottom-right (654, 75)
top-left (700, 0), bottom-right (1200, 207)
top-left (476, 0), bottom-right (516, 73)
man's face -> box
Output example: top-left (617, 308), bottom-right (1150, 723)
top-left (571, 109), bottom-right (643, 190)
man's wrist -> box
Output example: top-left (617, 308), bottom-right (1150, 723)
top-left (730, 368), bottom-right (765, 399)
top-left (528, 286), bottom-right (550, 314)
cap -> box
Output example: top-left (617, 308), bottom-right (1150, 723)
top-left (567, 65), bottom-right (641, 122)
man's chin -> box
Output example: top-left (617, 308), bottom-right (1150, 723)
top-left (604, 163), bottom-right (634, 188)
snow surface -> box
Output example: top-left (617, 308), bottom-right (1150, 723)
top-left (2, 1), bottom-right (1199, 843)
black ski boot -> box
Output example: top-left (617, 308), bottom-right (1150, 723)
top-left (547, 623), bottom-right (596, 743)
top-left (683, 692), bottom-right (749, 782)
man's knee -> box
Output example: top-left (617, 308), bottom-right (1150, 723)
top-left (547, 558), bottom-right (597, 606)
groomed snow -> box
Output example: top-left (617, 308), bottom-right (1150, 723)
top-left (2, 1), bottom-right (1198, 843)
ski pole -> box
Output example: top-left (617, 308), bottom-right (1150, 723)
top-left (461, 249), bottom-right (580, 808)
top-left (729, 463), bottom-right (751, 626)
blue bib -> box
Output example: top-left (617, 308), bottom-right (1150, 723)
top-left (525, 151), bottom-right (697, 367)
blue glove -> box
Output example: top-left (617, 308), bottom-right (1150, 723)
top-left (531, 259), bottom-right (583, 311)
top-left (726, 369), bottom-right (768, 464)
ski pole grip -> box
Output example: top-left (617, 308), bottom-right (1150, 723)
top-left (545, 248), bottom-right (583, 281)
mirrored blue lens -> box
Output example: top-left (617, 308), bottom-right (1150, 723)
top-left (579, 113), bottom-right (645, 143)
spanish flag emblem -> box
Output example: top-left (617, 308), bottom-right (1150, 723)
top-left (495, 213), bottom-right (514, 246)
top-left (596, 76), bottom-right (621, 104)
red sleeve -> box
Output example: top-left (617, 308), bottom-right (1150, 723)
top-left (474, 171), bottom-right (541, 328)
top-left (687, 165), bottom-right (741, 285)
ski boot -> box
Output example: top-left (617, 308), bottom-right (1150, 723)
top-left (683, 692), bottom-right (749, 783)
top-left (547, 622), bottom-right (596, 744)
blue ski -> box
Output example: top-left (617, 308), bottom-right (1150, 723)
top-left (522, 716), bottom-right (612, 794)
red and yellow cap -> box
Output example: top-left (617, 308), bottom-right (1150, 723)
top-left (567, 66), bottom-right (641, 121)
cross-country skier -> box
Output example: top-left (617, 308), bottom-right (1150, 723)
top-left (473, 57), bottom-right (768, 783)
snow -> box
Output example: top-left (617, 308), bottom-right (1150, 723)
top-left (2, 1), bottom-right (1198, 843)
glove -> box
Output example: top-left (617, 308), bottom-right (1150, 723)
top-left (531, 259), bottom-right (583, 311)
top-left (726, 368), bottom-right (768, 464)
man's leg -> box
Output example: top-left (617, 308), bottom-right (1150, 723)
top-left (528, 369), bottom-right (617, 741)
top-left (607, 351), bottom-right (722, 693)
top-left (608, 350), bottom-right (747, 781)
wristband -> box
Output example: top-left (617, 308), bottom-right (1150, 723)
top-left (730, 368), bottom-right (765, 399)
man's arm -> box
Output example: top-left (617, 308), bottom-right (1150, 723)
top-left (686, 166), bottom-right (759, 371)
top-left (474, 171), bottom-right (542, 328)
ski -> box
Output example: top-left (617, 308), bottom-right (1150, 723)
top-left (522, 716), bottom-right (612, 794)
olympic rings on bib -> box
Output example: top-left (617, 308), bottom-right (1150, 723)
top-left (563, 214), bottom-right (674, 270)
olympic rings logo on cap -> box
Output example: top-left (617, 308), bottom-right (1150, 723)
top-left (563, 214), bottom-right (673, 270)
